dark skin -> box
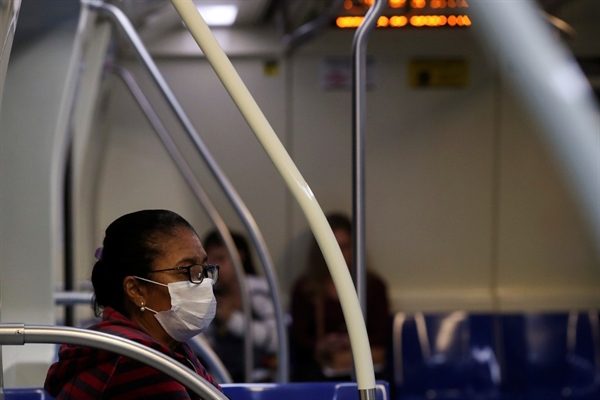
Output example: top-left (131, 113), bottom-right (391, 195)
top-left (121, 227), bottom-right (208, 349)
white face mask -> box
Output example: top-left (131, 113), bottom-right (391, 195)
top-left (135, 277), bottom-right (217, 342)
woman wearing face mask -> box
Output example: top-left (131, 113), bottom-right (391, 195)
top-left (44, 209), bottom-right (222, 399)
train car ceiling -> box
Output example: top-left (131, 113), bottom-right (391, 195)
top-left (11, 1), bottom-right (600, 58)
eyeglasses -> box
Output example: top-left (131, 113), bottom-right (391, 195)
top-left (148, 264), bottom-right (219, 284)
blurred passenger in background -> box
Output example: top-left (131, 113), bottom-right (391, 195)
top-left (289, 212), bottom-right (390, 381)
top-left (203, 230), bottom-right (278, 382)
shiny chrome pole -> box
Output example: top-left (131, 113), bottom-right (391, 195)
top-left (84, 0), bottom-right (288, 382)
top-left (282, 0), bottom-right (344, 54)
top-left (54, 291), bottom-right (93, 306)
top-left (351, 2), bottom-right (386, 396)
top-left (107, 63), bottom-right (253, 382)
top-left (0, 0), bottom-right (21, 108)
top-left (352, 0), bottom-right (386, 322)
top-left (0, 324), bottom-right (227, 400)
top-left (188, 335), bottom-right (234, 384)
top-left (0, 2), bottom-right (22, 391)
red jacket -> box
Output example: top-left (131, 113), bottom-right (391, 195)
top-left (44, 307), bottom-right (220, 399)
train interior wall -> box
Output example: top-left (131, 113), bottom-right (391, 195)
top-left (1, 6), bottom-right (599, 387)
top-left (92, 26), bottom-right (599, 313)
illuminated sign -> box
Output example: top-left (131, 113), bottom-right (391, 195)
top-left (336, 0), bottom-right (471, 29)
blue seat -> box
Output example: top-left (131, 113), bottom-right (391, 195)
top-left (3, 382), bottom-right (390, 400)
top-left (392, 312), bottom-right (500, 400)
top-left (3, 388), bottom-right (54, 400)
top-left (500, 311), bottom-right (600, 400)
top-left (222, 382), bottom-right (389, 400)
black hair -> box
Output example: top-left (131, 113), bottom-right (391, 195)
top-left (323, 212), bottom-right (352, 235)
top-left (304, 212), bottom-right (353, 295)
top-left (91, 209), bottom-right (196, 317)
top-left (203, 229), bottom-right (257, 275)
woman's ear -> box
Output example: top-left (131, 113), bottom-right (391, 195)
top-left (123, 276), bottom-right (145, 306)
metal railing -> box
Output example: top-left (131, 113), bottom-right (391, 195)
top-left (0, 324), bottom-right (227, 399)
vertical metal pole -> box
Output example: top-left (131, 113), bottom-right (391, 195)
top-left (64, 142), bottom-right (75, 326)
top-left (352, 0), bottom-right (386, 320)
top-left (351, 3), bottom-right (386, 397)
top-left (0, 1), bottom-right (22, 394)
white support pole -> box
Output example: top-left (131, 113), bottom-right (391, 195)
top-left (169, 0), bottom-right (376, 392)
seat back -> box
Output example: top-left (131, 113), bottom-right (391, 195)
top-left (500, 311), bottom-right (600, 399)
top-left (392, 311), bottom-right (500, 399)
top-left (3, 388), bottom-right (54, 400)
top-left (222, 382), bottom-right (390, 400)
top-left (1, 382), bottom-right (391, 400)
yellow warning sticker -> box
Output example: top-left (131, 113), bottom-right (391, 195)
top-left (408, 59), bottom-right (469, 88)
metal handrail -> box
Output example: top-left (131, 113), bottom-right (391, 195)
top-left (83, 0), bottom-right (289, 382)
top-left (54, 291), bottom-right (92, 306)
top-left (281, 0), bottom-right (345, 54)
top-left (188, 335), bottom-right (233, 384)
top-left (106, 62), bottom-right (254, 382)
top-left (52, 290), bottom-right (233, 384)
top-left (0, 0), bottom-right (21, 108)
top-left (0, 324), bottom-right (227, 400)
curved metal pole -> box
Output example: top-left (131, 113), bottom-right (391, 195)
top-left (0, 324), bottom-right (227, 399)
top-left (281, 0), bottom-right (345, 54)
top-left (0, 0), bottom-right (21, 108)
top-left (52, 290), bottom-right (234, 383)
top-left (188, 335), bottom-right (234, 384)
top-left (169, 0), bottom-right (376, 394)
top-left (352, 0), bottom-right (386, 325)
top-left (84, 0), bottom-right (289, 382)
top-left (0, 3), bottom-right (21, 387)
top-left (470, 0), bottom-right (600, 249)
top-left (107, 63), bottom-right (254, 382)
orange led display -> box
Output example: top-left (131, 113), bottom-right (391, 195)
top-left (389, 0), bottom-right (406, 8)
top-left (389, 15), bottom-right (408, 27)
top-left (411, 0), bottom-right (427, 9)
top-left (336, 0), bottom-right (471, 28)
top-left (351, 0), bottom-right (467, 8)
top-left (336, 14), bottom-right (470, 28)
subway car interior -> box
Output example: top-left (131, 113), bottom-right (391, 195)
top-left (1, 0), bottom-right (599, 399)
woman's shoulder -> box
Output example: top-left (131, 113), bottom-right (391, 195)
top-left (92, 307), bottom-right (167, 350)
